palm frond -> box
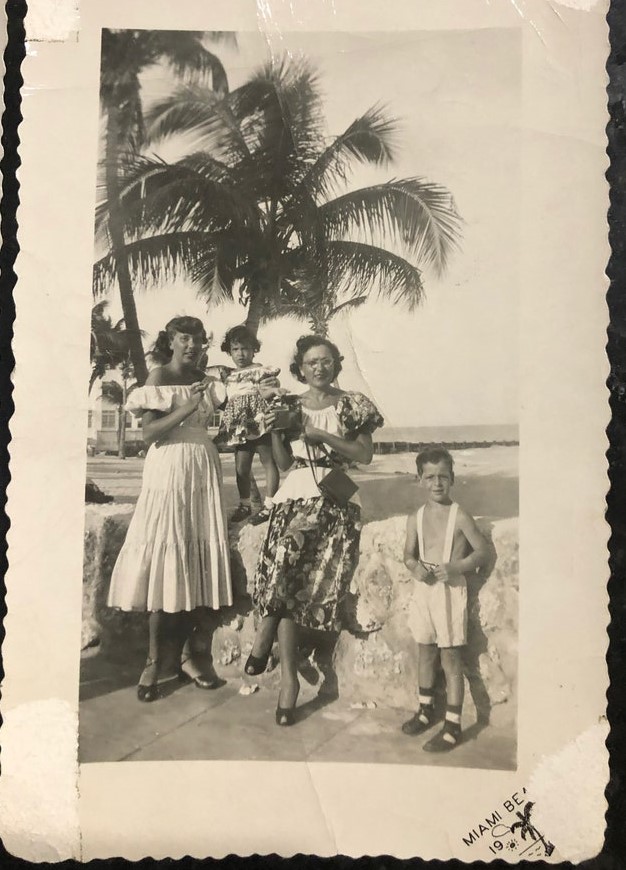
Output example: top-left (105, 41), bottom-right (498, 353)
top-left (96, 153), bottom-right (260, 249)
top-left (101, 380), bottom-right (124, 406)
top-left (120, 156), bottom-right (256, 238)
top-left (293, 104), bottom-right (398, 203)
top-left (319, 178), bottom-right (462, 275)
top-left (323, 240), bottom-right (424, 309)
top-left (159, 36), bottom-right (230, 95)
top-left (328, 295), bottom-right (369, 317)
top-left (146, 85), bottom-right (251, 163)
top-left (232, 56), bottom-right (324, 169)
top-left (93, 231), bottom-right (236, 307)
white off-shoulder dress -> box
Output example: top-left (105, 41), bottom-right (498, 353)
top-left (107, 383), bottom-right (233, 613)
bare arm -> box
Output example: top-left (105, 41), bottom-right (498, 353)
top-left (270, 431), bottom-right (294, 472)
top-left (453, 509), bottom-right (490, 572)
top-left (306, 423), bottom-right (374, 465)
top-left (404, 512), bottom-right (420, 571)
top-left (141, 372), bottom-right (205, 446)
top-left (404, 513), bottom-right (431, 581)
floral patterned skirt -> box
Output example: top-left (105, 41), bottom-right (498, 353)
top-left (218, 393), bottom-right (269, 446)
top-left (253, 495), bottom-right (362, 631)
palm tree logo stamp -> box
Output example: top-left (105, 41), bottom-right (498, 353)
top-left (489, 801), bottom-right (555, 858)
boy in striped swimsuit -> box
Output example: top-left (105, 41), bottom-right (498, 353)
top-left (402, 447), bottom-right (489, 752)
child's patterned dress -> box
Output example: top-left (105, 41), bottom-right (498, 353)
top-left (218, 364), bottom-right (281, 447)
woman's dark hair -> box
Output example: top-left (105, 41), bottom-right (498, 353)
top-left (220, 324), bottom-right (261, 354)
top-left (151, 316), bottom-right (209, 363)
top-left (289, 335), bottom-right (344, 383)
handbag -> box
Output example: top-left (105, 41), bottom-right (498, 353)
top-left (304, 439), bottom-right (358, 507)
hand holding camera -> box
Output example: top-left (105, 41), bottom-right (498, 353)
top-left (265, 394), bottom-right (302, 432)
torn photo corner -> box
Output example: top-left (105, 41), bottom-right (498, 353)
top-left (2, 0), bottom-right (610, 862)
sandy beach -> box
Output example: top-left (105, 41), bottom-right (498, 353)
top-left (86, 445), bottom-right (519, 523)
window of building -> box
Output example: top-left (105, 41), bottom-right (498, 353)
top-left (87, 410), bottom-right (93, 428)
top-left (101, 410), bottom-right (117, 429)
top-left (210, 412), bottom-right (222, 428)
top-left (125, 412), bottom-right (133, 427)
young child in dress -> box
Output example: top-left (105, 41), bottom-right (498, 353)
top-left (219, 325), bottom-right (285, 525)
top-left (402, 447), bottom-right (489, 751)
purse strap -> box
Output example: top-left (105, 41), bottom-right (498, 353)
top-left (304, 437), bottom-right (321, 489)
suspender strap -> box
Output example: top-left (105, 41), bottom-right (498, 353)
top-left (416, 502), bottom-right (458, 563)
top-left (443, 502), bottom-right (459, 563)
top-left (416, 506), bottom-right (425, 559)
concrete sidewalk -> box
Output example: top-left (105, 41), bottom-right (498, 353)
top-left (79, 656), bottom-right (516, 769)
top-left (81, 450), bottom-right (518, 770)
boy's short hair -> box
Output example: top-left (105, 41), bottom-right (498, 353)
top-left (416, 447), bottom-right (454, 477)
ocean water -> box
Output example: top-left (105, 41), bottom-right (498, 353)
top-left (373, 424), bottom-right (519, 444)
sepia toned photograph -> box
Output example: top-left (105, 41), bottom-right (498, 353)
top-left (2, 0), bottom-right (610, 861)
top-left (80, 26), bottom-right (520, 770)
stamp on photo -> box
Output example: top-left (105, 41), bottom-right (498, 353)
top-left (461, 789), bottom-right (557, 862)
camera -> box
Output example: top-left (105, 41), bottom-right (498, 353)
top-left (269, 394), bottom-right (302, 432)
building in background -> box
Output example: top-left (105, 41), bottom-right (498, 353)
top-left (87, 376), bottom-right (222, 455)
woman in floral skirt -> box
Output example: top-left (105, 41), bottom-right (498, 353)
top-left (244, 335), bottom-right (384, 725)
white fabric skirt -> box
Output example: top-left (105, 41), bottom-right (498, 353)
top-left (273, 465), bottom-right (362, 507)
top-left (107, 428), bottom-right (233, 613)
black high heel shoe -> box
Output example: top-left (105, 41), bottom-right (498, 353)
top-left (178, 656), bottom-right (221, 690)
top-left (244, 650), bottom-right (271, 676)
top-left (275, 684), bottom-right (300, 727)
top-left (137, 657), bottom-right (160, 703)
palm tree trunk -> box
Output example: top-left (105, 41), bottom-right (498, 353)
top-left (244, 290), bottom-right (265, 337)
top-left (244, 284), bottom-right (272, 507)
top-left (105, 105), bottom-right (149, 386)
top-left (118, 378), bottom-right (128, 460)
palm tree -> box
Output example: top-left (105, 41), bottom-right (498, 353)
top-left (100, 369), bottom-right (137, 460)
top-left (97, 29), bottom-right (235, 383)
top-left (90, 302), bottom-right (141, 459)
top-left (93, 57), bottom-right (462, 338)
top-left (90, 300), bottom-right (135, 390)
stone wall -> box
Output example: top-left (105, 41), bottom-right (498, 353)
top-left (83, 505), bottom-right (518, 717)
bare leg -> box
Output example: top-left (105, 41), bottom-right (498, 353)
top-left (249, 474), bottom-right (263, 510)
top-left (179, 608), bottom-right (220, 689)
top-left (137, 611), bottom-right (163, 701)
top-left (245, 614), bottom-right (280, 674)
top-left (277, 617), bottom-right (300, 710)
top-left (235, 448), bottom-right (253, 501)
top-left (422, 646), bottom-right (465, 751)
top-left (257, 443), bottom-right (279, 499)
top-left (139, 611), bottom-right (163, 680)
top-left (401, 643), bottom-right (439, 734)
top-left (440, 647), bottom-right (464, 708)
top-left (250, 614), bottom-right (280, 658)
top-left (418, 643), bottom-right (439, 691)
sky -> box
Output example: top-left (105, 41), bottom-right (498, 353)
top-left (98, 28), bottom-right (521, 427)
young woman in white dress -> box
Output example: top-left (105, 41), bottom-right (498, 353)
top-left (107, 316), bottom-right (233, 702)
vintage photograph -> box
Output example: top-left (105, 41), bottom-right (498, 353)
top-left (2, 0), bottom-right (611, 860)
top-left (79, 27), bottom-right (520, 769)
